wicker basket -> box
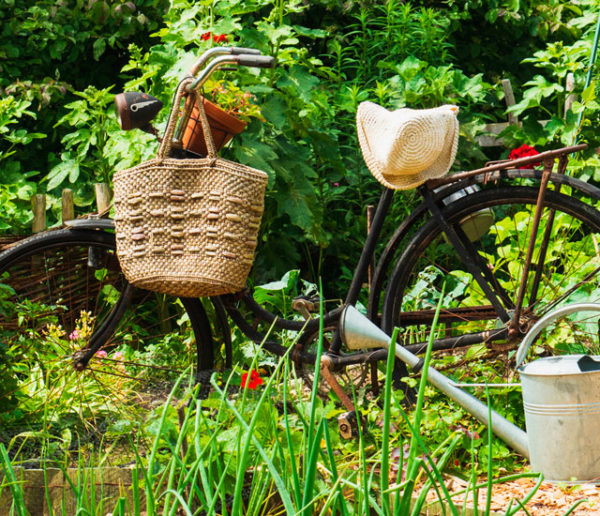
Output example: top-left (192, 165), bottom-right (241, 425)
top-left (113, 79), bottom-right (268, 297)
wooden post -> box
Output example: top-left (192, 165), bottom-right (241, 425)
top-left (61, 188), bottom-right (74, 224)
top-left (564, 72), bottom-right (576, 117)
top-left (31, 194), bottom-right (46, 233)
top-left (502, 78), bottom-right (519, 126)
top-left (479, 78), bottom-right (519, 147)
top-left (94, 183), bottom-right (111, 215)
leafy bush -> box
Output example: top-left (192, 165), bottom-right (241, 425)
top-left (501, 20), bottom-right (600, 152)
top-left (0, 0), bottom-right (169, 90)
top-left (0, 98), bottom-right (45, 233)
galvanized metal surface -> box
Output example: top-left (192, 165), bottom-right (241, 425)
top-left (520, 359), bottom-right (600, 482)
top-left (515, 303), bottom-right (600, 482)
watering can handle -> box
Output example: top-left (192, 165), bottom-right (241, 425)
top-left (515, 303), bottom-right (600, 368)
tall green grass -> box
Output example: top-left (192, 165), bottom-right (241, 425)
top-left (1, 294), bottom-right (552, 515)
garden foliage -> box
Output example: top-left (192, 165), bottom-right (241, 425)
top-left (0, 0), bottom-right (598, 285)
top-left (2, 2), bottom-right (600, 507)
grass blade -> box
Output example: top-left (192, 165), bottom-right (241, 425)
top-left (381, 327), bottom-right (400, 514)
top-left (0, 443), bottom-right (27, 516)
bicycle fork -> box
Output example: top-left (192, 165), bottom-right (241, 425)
top-left (508, 156), bottom-right (563, 336)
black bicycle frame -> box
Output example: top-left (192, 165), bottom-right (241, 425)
top-left (65, 144), bottom-right (600, 368)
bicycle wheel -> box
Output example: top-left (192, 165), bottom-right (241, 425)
top-left (382, 185), bottom-right (600, 365)
top-left (0, 229), bottom-right (212, 444)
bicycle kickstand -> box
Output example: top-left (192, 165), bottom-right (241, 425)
top-left (292, 297), bottom-right (361, 439)
top-left (320, 355), bottom-right (362, 440)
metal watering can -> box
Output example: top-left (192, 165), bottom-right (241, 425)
top-left (340, 303), bottom-right (600, 483)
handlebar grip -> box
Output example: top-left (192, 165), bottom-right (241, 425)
top-left (236, 55), bottom-right (275, 68)
top-left (230, 47), bottom-right (261, 56)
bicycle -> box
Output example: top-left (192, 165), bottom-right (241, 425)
top-left (2, 46), bottom-right (600, 436)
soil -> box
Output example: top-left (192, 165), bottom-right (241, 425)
top-left (421, 474), bottom-right (600, 515)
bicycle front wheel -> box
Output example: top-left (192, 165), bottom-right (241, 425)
top-left (0, 229), bottom-right (211, 445)
top-left (382, 185), bottom-right (600, 363)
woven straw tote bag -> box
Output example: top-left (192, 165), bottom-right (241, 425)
top-left (113, 78), bottom-right (268, 297)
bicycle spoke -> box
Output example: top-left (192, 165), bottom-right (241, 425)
top-left (0, 230), bottom-right (204, 451)
top-left (384, 185), bottom-right (600, 363)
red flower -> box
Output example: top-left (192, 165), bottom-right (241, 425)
top-left (241, 369), bottom-right (263, 390)
top-left (201, 32), bottom-right (211, 41)
top-left (508, 144), bottom-right (540, 169)
top-left (213, 34), bottom-right (228, 43)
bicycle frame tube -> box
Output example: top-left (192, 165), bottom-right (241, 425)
top-left (344, 188), bottom-right (395, 306)
top-left (327, 187), bottom-right (394, 354)
top-left (65, 153), bottom-right (600, 361)
top-left (370, 166), bottom-right (600, 327)
top-left (508, 157), bottom-right (555, 334)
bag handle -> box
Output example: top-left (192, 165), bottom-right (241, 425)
top-left (157, 78), bottom-right (218, 160)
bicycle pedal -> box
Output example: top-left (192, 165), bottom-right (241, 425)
top-left (337, 410), bottom-right (360, 440)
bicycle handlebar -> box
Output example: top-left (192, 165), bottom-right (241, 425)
top-left (230, 47), bottom-right (262, 56)
top-left (186, 51), bottom-right (275, 91)
top-left (235, 55), bottom-right (275, 68)
top-left (189, 46), bottom-right (265, 76)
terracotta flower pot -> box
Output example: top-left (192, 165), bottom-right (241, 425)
top-left (182, 96), bottom-right (247, 156)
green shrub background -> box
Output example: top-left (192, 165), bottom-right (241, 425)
top-left (1, 0), bottom-right (599, 289)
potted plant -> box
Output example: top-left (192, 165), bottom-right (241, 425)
top-left (181, 79), bottom-right (263, 156)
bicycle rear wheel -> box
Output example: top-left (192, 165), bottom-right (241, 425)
top-left (382, 185), bottom-right (600, 367)
top-left (0, 229), bottom-right (212, 445)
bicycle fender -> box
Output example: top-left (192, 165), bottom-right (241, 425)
top-left (64, 218), bottom-right (115, 231)
top-left (367, 169), bottom-right (600, 323)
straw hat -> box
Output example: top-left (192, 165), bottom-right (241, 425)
top-left (356, 102), bottom-right (459, 190)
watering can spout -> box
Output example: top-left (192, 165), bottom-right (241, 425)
top-left (340, 305), bottom-right (530, 459)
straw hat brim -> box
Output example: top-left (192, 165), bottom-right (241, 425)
top-left (357, 102), bottom-right (459, 190)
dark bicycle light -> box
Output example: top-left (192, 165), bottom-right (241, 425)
top-left (114, 92), bottom-right (162, 130)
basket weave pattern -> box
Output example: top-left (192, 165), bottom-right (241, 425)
top-left (113, 79), bottom-right (267, 297)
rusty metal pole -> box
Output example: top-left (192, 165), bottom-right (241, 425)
top-left (510, 157), bottom-right (555, 336)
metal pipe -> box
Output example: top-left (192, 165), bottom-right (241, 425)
top-left (189, 48), bottom-right (234, 76)
top-left (340, 305), bottom-right (530, 458)
top-left (187, 55), bottom-right (239, 91)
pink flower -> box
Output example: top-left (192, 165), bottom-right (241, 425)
top-left (95, 350), bottom-right (108, 359)
top-left (69, 330), bottom-right (80, 341)
top-left (333, 182), bottom-right (340, 187)
top-left (113, 351), bottom-right (124, 361)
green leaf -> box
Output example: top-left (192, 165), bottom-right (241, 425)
top-left (292, 25), bottom-right (328, 39)
top-left (261, 97), bottom-right (287, 127)
top-left (582, 82), bottom-right (596, 104)
top-left (93, 38), bottom-right (107, 61)
top-left (275, 66), bottom-right (320, 103)
top-left (46, 153), bottom-right (79, 190)
top-left (256, 270), bottom-right (300, 292)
